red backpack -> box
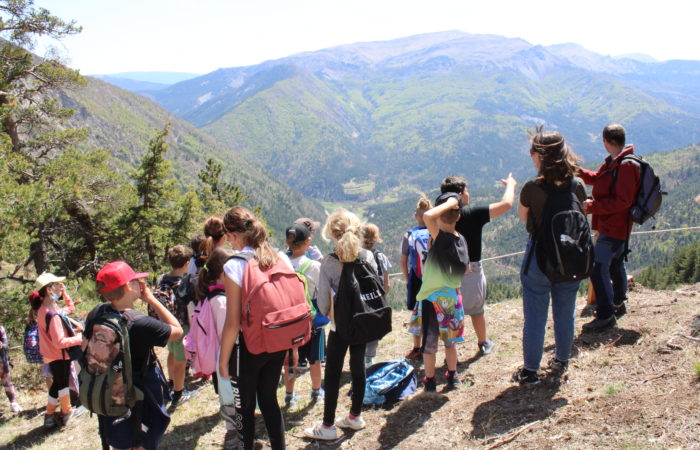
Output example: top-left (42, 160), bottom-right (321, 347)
top-left (231, 253), bottom-right (311, 354)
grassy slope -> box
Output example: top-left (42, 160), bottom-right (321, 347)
top-left (1, 283), bottom-right (698, 448)
top-left (61, 77), bottom-right (326, 240)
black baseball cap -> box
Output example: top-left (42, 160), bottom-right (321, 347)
top-left (435, 192), bottom-right (462, 208)
top-left (286, 223), bottom-right (311, 243)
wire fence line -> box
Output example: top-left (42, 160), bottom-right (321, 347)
top-left (388, 225), bottom-right (700, 278)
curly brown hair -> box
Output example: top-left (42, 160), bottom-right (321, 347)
top-left (529, 125), bottom-right (580, 185)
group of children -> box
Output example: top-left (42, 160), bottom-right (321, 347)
top-left (1, 123), bottom-right (641, 449)
top-left (1, 180), bottom-right (515, 448)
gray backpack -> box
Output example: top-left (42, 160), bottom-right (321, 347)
top-left (611, 154), bottom-right (666, 224)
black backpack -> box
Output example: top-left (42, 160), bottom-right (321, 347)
top-left (174, 272), bottom-right (197, 308)
top-left (610, 154), bottom-right (665, 225)
top-left (332, 254), bottom-right (392, 345)
top-left (526, 179), bottom-right (594, 283)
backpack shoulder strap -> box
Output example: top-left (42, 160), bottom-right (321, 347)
top-left (298, 259), bottom-right (313, 275)
top-left (207, 288), bottom-right (226, 299)
top-left (228, 252), bottom-right (253, 263)
top-left (610, 154), bottom-right (643, 193)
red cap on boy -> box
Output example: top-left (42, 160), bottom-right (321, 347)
top-left (96, 261), bottom-right (148, 293)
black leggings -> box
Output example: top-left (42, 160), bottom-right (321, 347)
top-left (323, 331), bottom-right (366, 426)
top-left (229, 337), bottom-right (285, 450)
top-left (48, 359), bottom-right (71, 400)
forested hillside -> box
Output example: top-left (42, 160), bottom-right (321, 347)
top-left (60, 76), bottom-right (326, 236)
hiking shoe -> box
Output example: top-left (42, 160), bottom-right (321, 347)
top-left (336, 414), bottom-right (366, 430)
top-left (310, 388), bottom-right (325, 403)
top-left (512, 368), bottom-right (541, 385)
top-left (582, 315), bottom-right (616, 332)
top-left (43, 413), bottom-right (58, 430)
top-left (423, 376), bottom-right (437, 392)
top-left (171, 388), bottom-right (199, 407)
top-left (546, 358), bottom-right (569, 378)
top-left (10, 402), bottom-right (22, 413)
top-left (478, 339), bottom-right (495, 356)
top-left (284, 392), bottom-right (299, 409)
top-left (445, 371), bottom-right (462, 389)
top-left (613, 301), bottom-right (627, 319)
top-left (405, 348), bottom-right (423, 360)
top-left (60, 408), bottom-right (82, 427)
top-left (304, 422), bottom-right (338, 440)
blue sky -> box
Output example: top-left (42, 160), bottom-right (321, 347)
top-left (36, 0), bottom-right (700, 75)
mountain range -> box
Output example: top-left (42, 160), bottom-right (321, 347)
top-left (92, 71), bottom-right (200, 95)
top-left (63, 31), bottom-right (700, 258)
top-left (102, 31), bottom-right (700, 202)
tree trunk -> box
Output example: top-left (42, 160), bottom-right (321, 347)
top-left (30, 233), bottom-right (49, 275)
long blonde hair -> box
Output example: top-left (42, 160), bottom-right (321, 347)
top-left (322, 209), bottom-right (362, 263)
top-left (223, 206), bottom-right (278, 269)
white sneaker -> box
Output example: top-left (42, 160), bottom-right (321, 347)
top-left (335, 414), bottom-right (366, 430)
top-left (303, 422), bottom-right (338, 440)
top-left (10, 402), bottom-right (22, 413)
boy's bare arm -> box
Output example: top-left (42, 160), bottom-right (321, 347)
top-left (489, 173), bottom-right (517, 218)
top-left (424, 196), bottom-right (459, 239)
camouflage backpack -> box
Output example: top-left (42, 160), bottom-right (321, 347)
top-left (79, 306), bottom-right (143, 418)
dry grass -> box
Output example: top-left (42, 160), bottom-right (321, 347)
top-left (1, 283), bottom-right (699, 449)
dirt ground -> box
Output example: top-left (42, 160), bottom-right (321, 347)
top-left (1, 283), bottom-right (699, 449)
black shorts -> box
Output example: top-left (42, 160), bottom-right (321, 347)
top-left (298, 327), bottom-right (326, 365)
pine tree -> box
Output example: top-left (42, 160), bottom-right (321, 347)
top-left (0, 1), bottom-right (126, 277)
top-left (197, 157), bottom-right (248, 212)
top-left (110, 124), bottom-right (197, 275)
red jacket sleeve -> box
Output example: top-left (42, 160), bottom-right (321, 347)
top-left (588, 162), bottom-right (640, 215)
top-left (578, 167), bottom-right (599, 185)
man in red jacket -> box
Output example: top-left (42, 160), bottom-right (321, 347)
top-left (579, 124), bottom-right (640, 331)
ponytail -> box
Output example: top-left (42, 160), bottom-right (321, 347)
top-left (223, 206), bottom-right (279, 269)
top-left (322, 209), bottom-right (363, 263)
top-left (336, 227), bottom-right (362, 262)
top-left (202, 216), bottom-right (225, 260)
top-left (29, 291), bottom-right (42, 311)
top-left (196, 247), bottom-right (236, 302)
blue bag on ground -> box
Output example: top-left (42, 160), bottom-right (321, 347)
top-left (363, 358), bottom-right (417, 406)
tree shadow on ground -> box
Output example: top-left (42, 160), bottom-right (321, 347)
top-left (0, 405), bottom-right (43, 424)
top-left (3, 421), bottom-right (58, 449)
top-left (470, 381), bottom-right (567, 439)
top-left (160, 411), bottom-right (220, 450)
top-left (377, 392), bottom-right (449, 449)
